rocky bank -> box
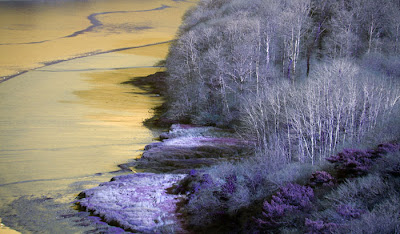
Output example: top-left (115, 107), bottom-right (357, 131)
top-left (76, 124), bottom-right (253, 233)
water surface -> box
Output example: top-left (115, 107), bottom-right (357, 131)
top-left (0, 0), bottom-right (196, 232)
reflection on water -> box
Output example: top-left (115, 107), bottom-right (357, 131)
top-left (0, 0), bottom-right (197, 232)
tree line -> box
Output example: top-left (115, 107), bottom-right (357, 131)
top-left (163, 0), bottom-right (400, 163)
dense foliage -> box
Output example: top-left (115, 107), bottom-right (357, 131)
top-left (162, 0), bottom-right (400, 232)
top-left (165, 0), bottom-right (400, 163)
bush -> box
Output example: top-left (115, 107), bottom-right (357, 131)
top-left (309, 171), bottom-right (336, 187)
top-left (326, 149), bottom-right (376, 177)
top-left (336, 204), bottom-right (365, 220)
top-left (256, 183), bottom-right (314, 228)
top-left (304, 218), bottom-right (338, 234)
top-left (325, 174), bottom-right (390, 208)
top-left (327, 143), bottom-right (400, 177)
top-left (177, 158), bottom-right (317, 229)
top-left (336, 196), bottom-right (400, 234)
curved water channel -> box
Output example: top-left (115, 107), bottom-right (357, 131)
top-left (0, 0), bottom-right (196, 232)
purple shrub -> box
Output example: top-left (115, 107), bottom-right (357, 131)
top-left (222, 174), bottom-right (237, 195)
top-left (336, 204), bottom-right (365, 220)
top-left (276, 184), bottom-right (314, 209)
top-left (327, 143), bottom-right (400, 177)
top-left (259, 198), bottom-right (296, 226)
top-left (256, 183), bottom-right (314, 228)
top-left (201, 173), bottom-right (214, 185)
top-left (375, 143), bottom-right (400, 156)
top-left (326, 149), bottom-right (375, 176)
top-left (189, 169), bottom-right (198, 177)
top-left (305, 218), bottom-right (337, 234)
top-left (193, 173), bottom-right (214, 193)
top-left (309, 171), bottom-right (336, 187)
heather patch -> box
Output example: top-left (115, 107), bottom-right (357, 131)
top-left (327, 143), bottom-right (400, 178)
top-left (304, 218), bottom-right (337, 234)
top-left (326, 149), bottom-right (376, 177)
top-left (256, 183), bottom-right (314, 229)
top-left (309, 171), bottom-right (336, 187)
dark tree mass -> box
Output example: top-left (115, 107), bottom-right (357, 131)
top-left (160, 0), bottom-right (400, 232)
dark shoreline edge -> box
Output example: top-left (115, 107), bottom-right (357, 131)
top-left (121, 71), bottom-right (175, 130)
top-left (0, 40), bottom-right (174, 84)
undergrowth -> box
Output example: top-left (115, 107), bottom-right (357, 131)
top-left (174, 143), bottom-right (400, 233)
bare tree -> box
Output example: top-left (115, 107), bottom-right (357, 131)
top-left (278, 0), bottom-right (312, 82)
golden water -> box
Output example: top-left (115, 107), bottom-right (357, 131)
top-left (0, 0), bottom-right (196, 232)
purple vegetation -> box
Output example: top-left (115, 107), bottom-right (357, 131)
top-left (201, 173), bottom-right (214, 185)
top-left (185, 173), bottom-right (216, 194)
top-left (256, 183), bottom-right (314, 227)
top-left (336, 204), bottom-right (365, 220)
top-left (144, 142), bottom-right (162, 150)
top-left (222, 174), bottom-right (237, 195)
top-left (193, 174), bottom-right (214, 192)
top-left (327, 143), bottom-right (400, 177)
top-left (304, 218), bottom-right (338, 234)
top-left (76, 173), bottom-right (187, 233)
top-left (309, 171), bottom-right (336, 187)
top-left (189, 169), bottom-right (198, 177)
top-left (108, 226), bottom-right (126, 234)
top-left (375, 142), bottom-right (400, 155)
top-left (199, 137), bottom-right (251, 145)
top-left (326, 149), bottom-right (375, 176)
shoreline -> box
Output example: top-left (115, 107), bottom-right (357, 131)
top-left (0, 45), bottom-right (169, 233)
top-left (75, 72), bottom-right (254, 232)
top-left (76, 123), bottom-right (253, 232)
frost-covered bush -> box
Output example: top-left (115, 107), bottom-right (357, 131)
top-left (336, 196), bottom-right (400, 234)
top-left (325, 174), bottom-right (389, 207)
top-left (181, 162), bottom-right (272, 227)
